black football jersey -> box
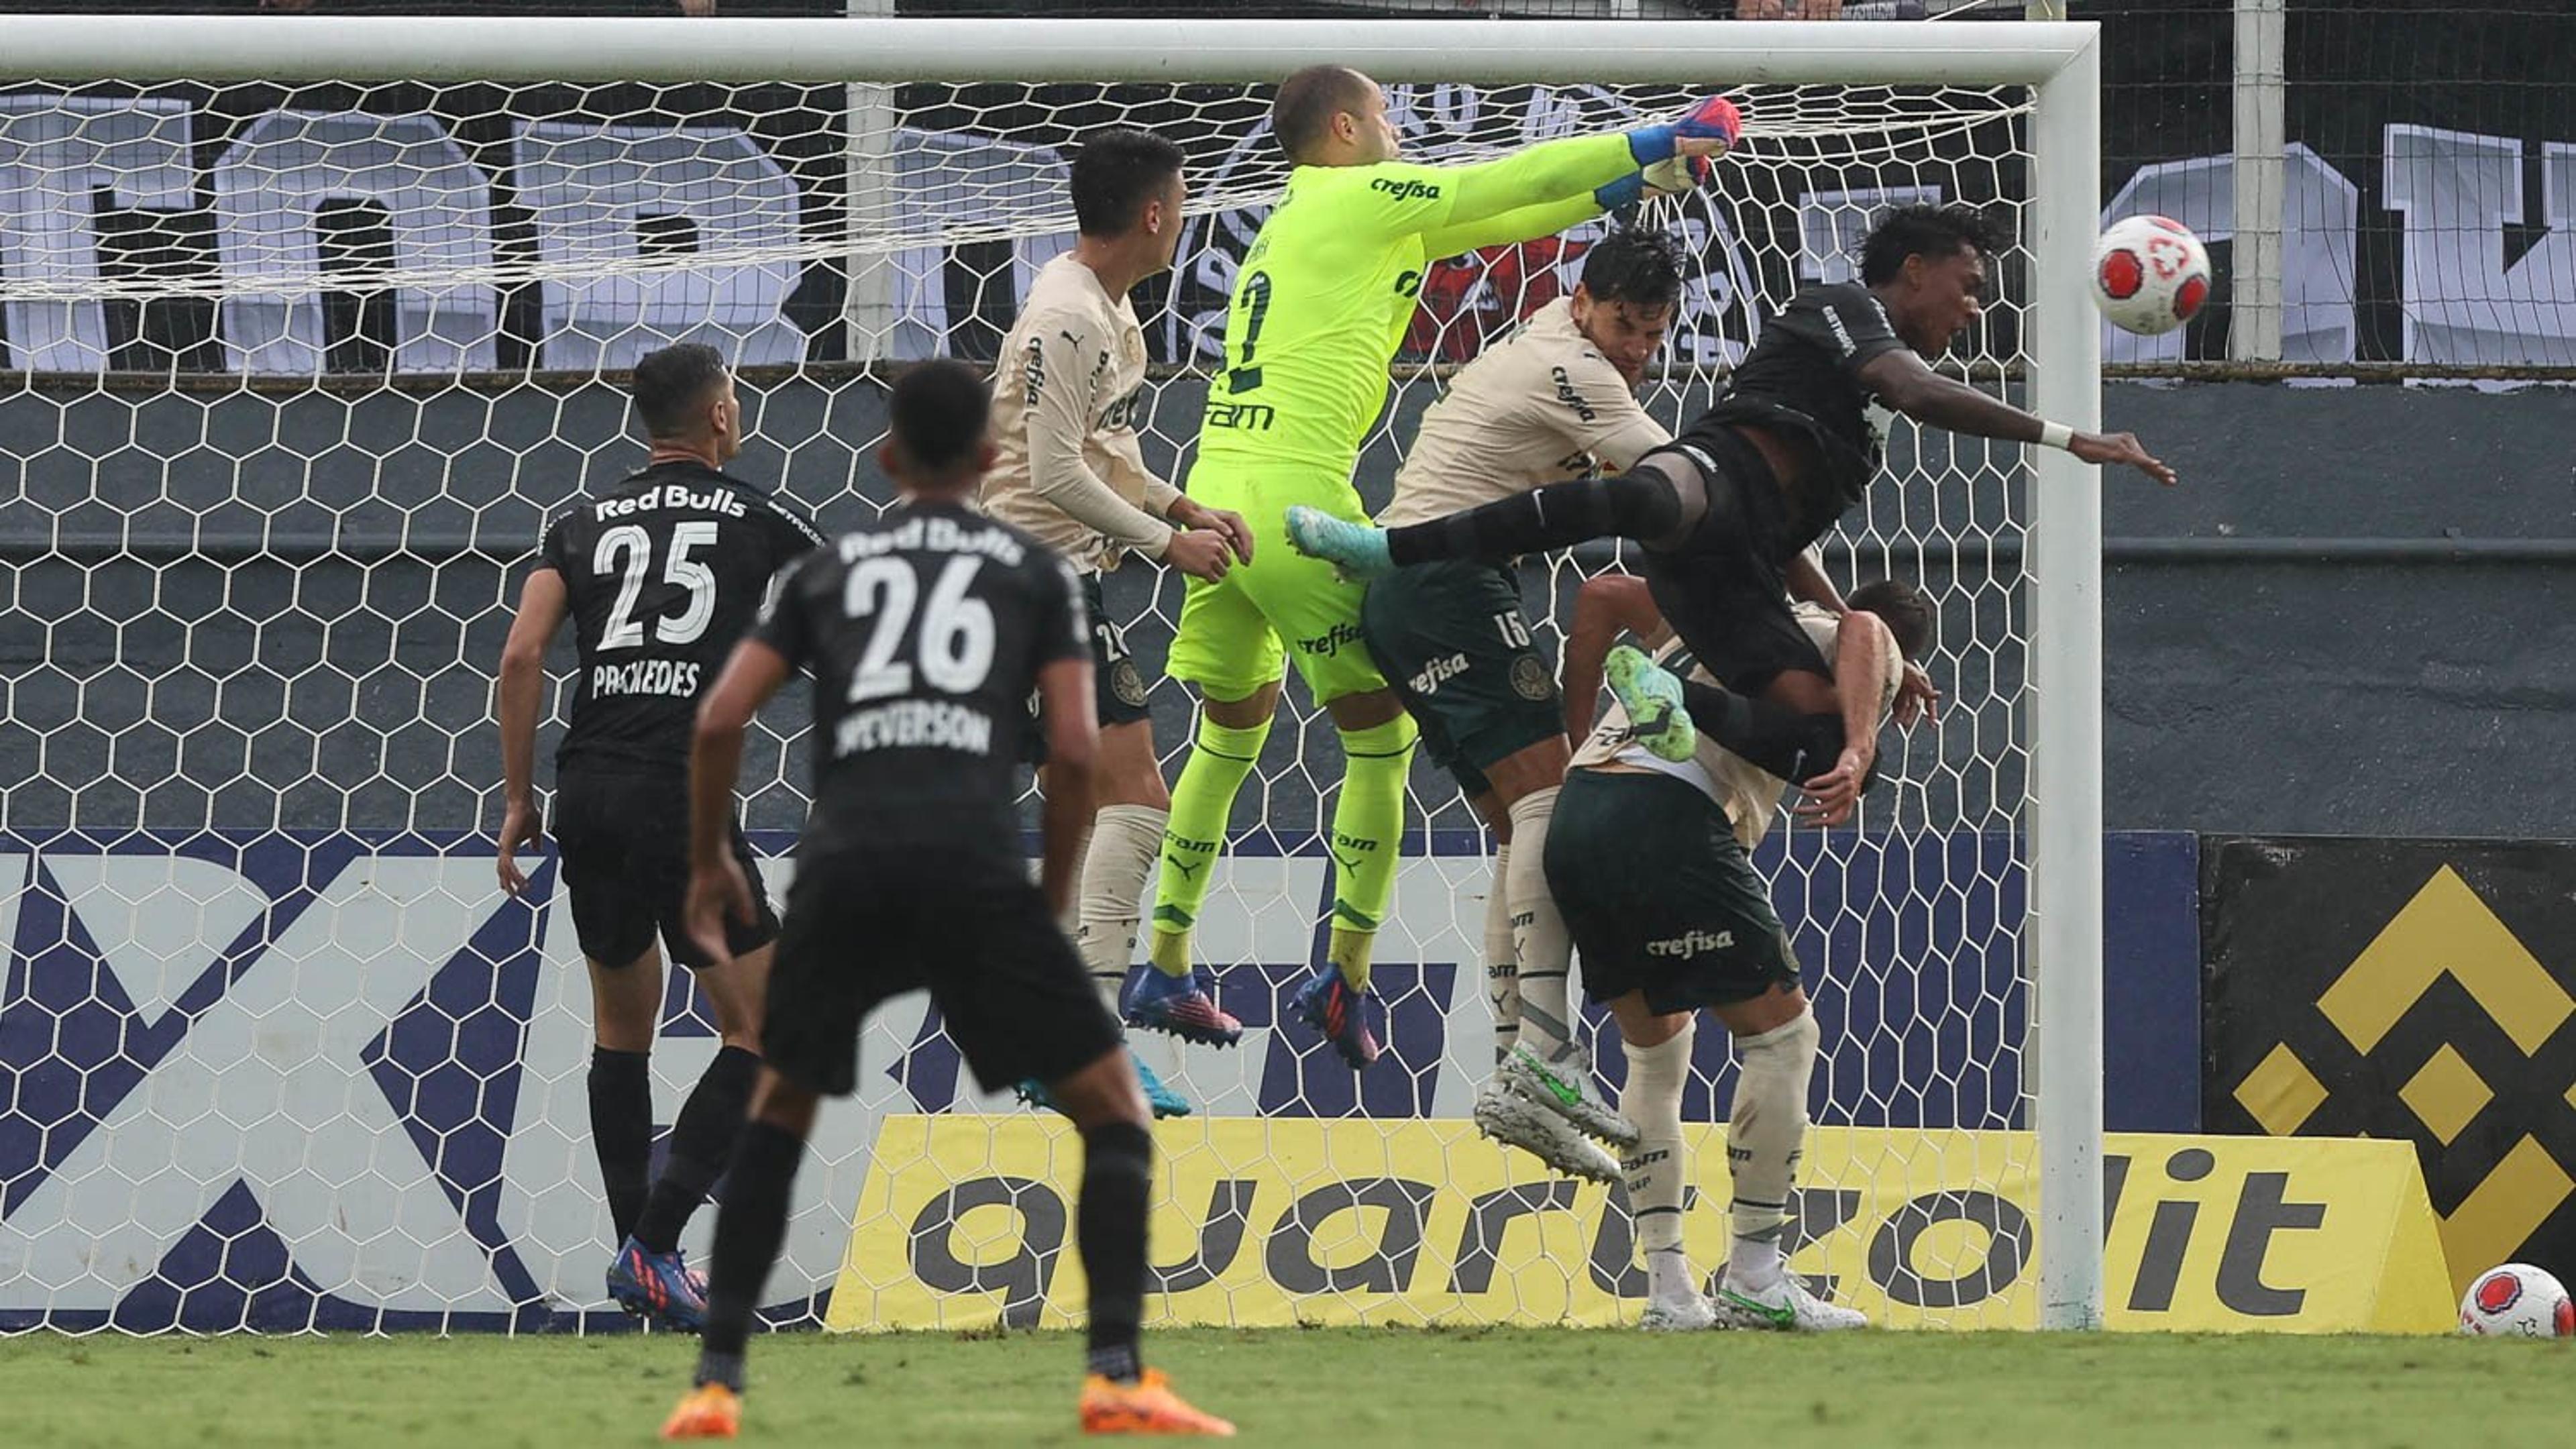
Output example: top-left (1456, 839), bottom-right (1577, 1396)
top-left (540, 458), bottom-right (824, 772)
top-left (751, 498), bottom-right (1087, 853)
top-left (1681, 281), bottom-right (1911, 551)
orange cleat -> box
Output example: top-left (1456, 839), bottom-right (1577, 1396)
top-left (661, 1383), bottom-right (741, 1440)
top-left (1079, 1368), bottom-right (1236, 1436)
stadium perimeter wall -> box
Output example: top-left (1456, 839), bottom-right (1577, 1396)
top-left (7, 376), bottom-right (2563, 839)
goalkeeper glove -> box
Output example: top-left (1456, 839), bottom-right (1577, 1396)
top-left (1625, 95), bottom-right (1745, 164)
top-left (1594, 152), bottom-right (1715, 212)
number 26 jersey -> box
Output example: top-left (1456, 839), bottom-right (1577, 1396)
top-left (751, 500), bottom-right (1089, 853)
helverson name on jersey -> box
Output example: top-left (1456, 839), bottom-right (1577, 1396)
top-left (592, 484), bottom-right (748, 521)
top-left (839, 515), bottom-right (1027, 566)
top-left (834, 698), bottom-right (995, 758)
top-left (590, 658), bottom-right (702, 698)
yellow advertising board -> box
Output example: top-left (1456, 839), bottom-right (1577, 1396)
top-left (825, 1117), bottom-right (2452, 1334)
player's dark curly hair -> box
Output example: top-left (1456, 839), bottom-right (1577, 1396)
top-left (1849, 578), bottom-right (1936, 661)
top-left (1858, 202), bottom-right (2008, 286)
top-left (630, 341), bottom-right (728, 439)
top-left (1071, 128), bottom-right (1185, 238)
top-left (1272, 65), bottom-right (1377, 162)
top-left (1580, 227), bottom-right (1688, 311)
top-left (888, 359), bottom-right (991, 480)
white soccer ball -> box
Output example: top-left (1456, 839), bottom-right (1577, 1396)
top-left (2090, 214), bottom-right (2212, 337)
top-left (2459, 1263), bottom-right (2576, 1337)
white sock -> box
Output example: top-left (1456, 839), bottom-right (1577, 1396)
top-left (1505, 787), bottom-right (1574, 1063)
top-left (1726, 1010), bottom-right (1820, 1291)
top-left (1076, 804), bottom-right (1165, 1016)
top-left (1621, 1020), bottom-right (1695, 1302)
top-left (1484, 843), bottom-right (1520, 1066)
top-left (1647, 1247), bottom-right (1697, 1307)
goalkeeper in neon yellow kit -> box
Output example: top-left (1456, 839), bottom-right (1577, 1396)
top-left (1125, 65), bottom-right (1743, 1069)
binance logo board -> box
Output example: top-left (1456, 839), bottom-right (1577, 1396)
top-left (2204, 838), bottom-right (2576, 1297)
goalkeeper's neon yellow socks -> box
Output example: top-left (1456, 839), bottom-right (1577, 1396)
top-left (1146, 924), bottom-right (1193, 978)
top-left (1324, 714), bottom-right (1417, 990)
top-left (1148, 713), bottom-right (1271, 977)
top-left (1327, 925), bottom-right (1377, 991)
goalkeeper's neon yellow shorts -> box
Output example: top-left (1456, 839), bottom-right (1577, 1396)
top-left (1165, 466), bottom-right (1387, 705)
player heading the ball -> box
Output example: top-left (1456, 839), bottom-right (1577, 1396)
top-left (1288, 202), bottom-right (2172, 788)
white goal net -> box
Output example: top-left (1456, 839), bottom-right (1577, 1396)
top-left (0, 16), bottom-right (2102, 1335)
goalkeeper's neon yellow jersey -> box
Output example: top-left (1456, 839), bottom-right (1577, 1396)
top-left (1195, 131), bottom-right (1642, 482)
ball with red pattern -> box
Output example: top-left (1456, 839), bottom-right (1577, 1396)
top-left (2459, 1263), bottom-right (2575, 1338)
top-left (2091, 214), bottom-right (2214, 338)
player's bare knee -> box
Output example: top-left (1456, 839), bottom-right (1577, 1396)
top-left (1608, 991), bottom-right (1686, 1049)
top-left (1716, 982), bottom-right (1811, 1040)
top-left (1482, 738), bottom-right (1570, 807)
top-left (747, 1071), bottom-right (819, 1139)
top-left (1201, 681), bottom-right (1279, 729)
top-left (1095, 721), bottom-right (1171, 810)
top-left (1321, 686), bottom-right (1405, 732)
top-left (589, 951), bottom-right (663, 1053)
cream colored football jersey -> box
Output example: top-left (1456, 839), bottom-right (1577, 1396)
top-left (981, 254), bottom-right (1179, 574)
top-left (1569, 604), bottom-right (1904, 849)
top-left (1377, 297), bottom-right (1669, 529)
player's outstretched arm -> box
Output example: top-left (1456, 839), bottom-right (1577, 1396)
top-left (684, 637), bottom-right (790, 967)
top-left (494, 565), bottom-right (568, 897)
top-left (1032, 655), bottom-right (1099, 921)
top-left (1856, 349), bottom-right (2178, 487)
top-left (1362, 97), bottom-right (1740, 246)
top-left (1791, 610), bottom-right (1896, 826)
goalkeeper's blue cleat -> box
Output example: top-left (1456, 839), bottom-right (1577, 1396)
top-left (1124, 965), bottom-right (1244, 1047)
top-left (1290, 967), bottom-right (1382, 1070)
top-left (608, 1235), bottom-right (707, 1332)
top-left (1283, 505), bottom-right (1393, 580)
top-left (1604, 644), bottom-right (1698, 763)
top-left (1019, 1046), bottom-right (1193, 1119)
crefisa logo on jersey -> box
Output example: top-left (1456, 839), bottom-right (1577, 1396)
top-left (1163, 84), bottom-right (1762, 370)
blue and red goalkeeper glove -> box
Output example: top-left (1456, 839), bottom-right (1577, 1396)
top-left (1625, 96), bottom-right (1745, 165)
top-left (1595, 153), bottom-right (1715, 211)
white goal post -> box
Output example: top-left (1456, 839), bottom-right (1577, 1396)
top-left (0, 14), bottom-right (2103, 1332)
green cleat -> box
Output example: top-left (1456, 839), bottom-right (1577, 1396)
top-left (1283, 504), bottom-right (1394, 580)
top-left (1604, 643), bottom-right (1697, 762)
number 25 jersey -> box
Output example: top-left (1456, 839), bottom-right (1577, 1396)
top-left (540, 458), bottom-right (823, 773)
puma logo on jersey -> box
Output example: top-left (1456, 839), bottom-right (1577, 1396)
top-left (594, 484), bottom-right (746, 521)
top-left (1646, 928), bottom-right (1735, 959)
top-left (1370, 176), bottom-right (1442, 203)
top-left (1407, 652), bottom-right (1470, 696)
top-left (1550, 366), bottom-right (1599, 423)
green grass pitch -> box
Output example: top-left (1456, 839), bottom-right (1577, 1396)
top-left (5, 1326), bottom-right (2568, 1446)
